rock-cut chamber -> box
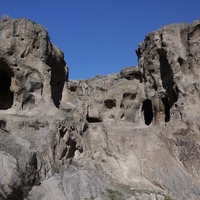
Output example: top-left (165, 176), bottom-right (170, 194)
top-left (142, 99), bottom-right (153, 126)
top-left (0, 69), bottom-right (13, 110)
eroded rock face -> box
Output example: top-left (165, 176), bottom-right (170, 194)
top-left (63, 20), bottom-right (200, 200)
top-left (1, 18), bottom-right (200, 200)
top-left (137, 20), bottom-right (200, 123)
top-left (0, 18), bottom-right (68, 113)
top-left (0, 18), bottom-right (69, 199)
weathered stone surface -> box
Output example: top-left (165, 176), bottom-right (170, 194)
top-left (0, 18), bottom-right (68, 199)
top-left (1, 18), bottom-right (200, 200)
top-left (62, 20), bottom-right (200, 199)
top-left (0, 129), bottom-right (36, 199)
top-left (120, 66), bottom-right (142, 81)
top-left (0, 18), bottom-right (68, 113)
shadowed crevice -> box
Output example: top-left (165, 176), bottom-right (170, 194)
top-left (161, 97), bottom-right (170, 122)
top-left (86, 116), bottom-right (102, 123)
top-left (51, 81), bottom-right (65, 108)
top-left (142, 99), bottom-right (153, 126)
top-left (157, 49), bottom-right (174, 89)
top-left (157, 49), bottom-right (179, 122)
top-left (0, 68), bottom-right (14, 110)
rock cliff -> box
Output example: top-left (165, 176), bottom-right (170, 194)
top-left (0, 18), bottom-right (200, 200)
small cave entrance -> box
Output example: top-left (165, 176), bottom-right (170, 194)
top-left (104, 99), bottom-right (116, 109)
top-left (161, 87), bottom-right (178, 123)
top-left (86, 115), bottom-right (102, 123)
top-left (0, 69), bottom-right (14, 110)
top-left (142, 99), bottom-right (153, 126)
top-left (50, 64), bottom-right (68, 108)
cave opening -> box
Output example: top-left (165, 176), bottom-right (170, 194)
top-left (50, 66), bottom-right (68, 108)
top-left (51, 81), bottom-right (65, 108)
top-left (157, 49), bottom-right (178, 123)
top-left (104, 99), bottom-right (116, 109)
top-left (142, 99), bottom-right (153, 126)
top-left (0, 69), bottom-right (14, 110)
top-left (86, 115), bottom-right (102, 123)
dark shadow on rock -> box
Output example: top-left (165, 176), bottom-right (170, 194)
top-left (0, 60), bottom-right (14, 110)
top-left (0, 183), bottom-right (24, 200)
top-left (157, 49), bottom-right (179, 122)
top-left (51, 80), bottom-right (65, 108)
top-left (142, 99), bottom-right (153, 126)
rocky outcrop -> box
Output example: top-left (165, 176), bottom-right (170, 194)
top-left (1, 18), bottom-right (200, 200)
top-left (0, 18), bottom-right (68, 199)
top-left (136, 20), bottom-right (200, 124)
top-left (63, 20), bottom-right (200, 200)
top-left (0, 18), bottom-right (67, 113)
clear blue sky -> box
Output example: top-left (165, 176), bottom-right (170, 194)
top-left (1, 1), bottom-right (200, 80)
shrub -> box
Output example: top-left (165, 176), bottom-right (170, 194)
top-left (106, 188), bottom-right (123, 200)
top-left (34, 177), bottom-right (41, 186)
top-left (53, 165), bottom-right (60, 174)
top-left (164, 196), bottom-right (172, 200)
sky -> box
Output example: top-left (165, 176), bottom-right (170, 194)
top-left (1, 0), bottom-right (200, 80)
